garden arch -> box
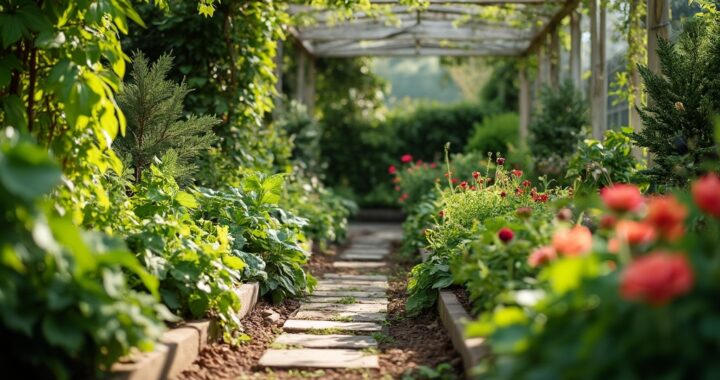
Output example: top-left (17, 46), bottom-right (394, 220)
top-left (282, 0), bottom-right (671, 141)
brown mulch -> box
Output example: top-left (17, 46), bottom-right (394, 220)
top-left (450, 286), bottom-right (473, 316)
top-left (177, 234), bottom-right (463, 380)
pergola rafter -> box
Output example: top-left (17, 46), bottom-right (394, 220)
top-left (281, 0), bottom-right (672, 144)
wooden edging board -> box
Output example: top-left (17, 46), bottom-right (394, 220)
top-left (109, 282), bottom-right (260, 380)
top-left (437, 291), bottom-right (490, 380)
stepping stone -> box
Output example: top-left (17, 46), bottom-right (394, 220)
top-left (349, 243), bottom-right (391, 249)
top-left (307, 296), bottom-right (388, 304)
top-left (299, 303), bottom-right (387, 313)
top-left (315, 284), bottom-right (387, 292)
top-left (283, 319), bottom-right (382, 333)
top-left (273, 333), bottom-right (377, 349)
top-left (311, 290), bottom-right (386, 298)
top-left (343, 249), bottom-right (389, 255)
top-left (259, 348), bottom-right (378, 369)
top-left (324, 274), bottom-right (387, 281)
top-left (333, 261), bottom-right (386, 269)
top-left (338, 254), bottom-right (385, 261)
top-left (316, 280), bottom-right (388, 287)
top-left (293, 310), bottom-right (386, 322)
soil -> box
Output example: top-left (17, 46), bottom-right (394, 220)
top-left (176, 234), bottom-right (463, 380)
top-left (450, 286), bottom-right (473, 316)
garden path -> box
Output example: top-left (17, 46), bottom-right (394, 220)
top-left (258, 224), bottom-right (401, 370)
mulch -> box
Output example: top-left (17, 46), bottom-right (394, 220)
top-left (176, 236), bottom-right (463, 380)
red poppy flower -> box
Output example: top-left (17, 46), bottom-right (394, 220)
top-left (600, 184), bottom-right (644, 212)
top-left (645, 196), bottom-right (687, 241)
top-left (498, 227), bottom-right (514, 243)
top-left (552, 226), bottom-right (592, 256)
top-left (401, 154), bottom-right (413, 163)
top-left (620, 251), bottom-right (694, 305)
top-left (528, 246), bottom-right (557, 267)
top-left (692, 173), bottom-right (720, 218)
top-left (615, 220), bottom-right (656, 246)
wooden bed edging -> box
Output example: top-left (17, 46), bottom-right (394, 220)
top-left (109, 282), bottom-right (260, 380)
top-left (437, 291), bottom-right (490, 380)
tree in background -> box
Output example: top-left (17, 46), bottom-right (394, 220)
top-left (634, 16), bottom-right (720, 187)
top-left (479, 61), bottom-right (519, 113)
top-left (115, 52), bottom-right (219, 184)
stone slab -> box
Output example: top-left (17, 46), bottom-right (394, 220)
top-left (316, 280), bottom-right (388, 287)
top-left (315, 284), bottom-right (387, 292)
top-left (236, 282), bottom-right (260, 319)
top-left (258, 348), bottom-right (379, 369)
top-left (324, 274), bottom-right (388, 281)
top-left (293, 310), bottom-right (386, 322)
top-left (307, 296), bottom-right (389, 304)
top-left (273, 333), bottom-right (377, 349)
top-left (333, 261), bottom-right (386, 269)
top-left (438, 291), bottom-right (490, 379)
top-left (311, 290), bottom-right (386, 298)
top-left (283, 319), bottom-right (382, 332)
top-left (338, 254), bottom-right (386, 262)
top-left (342, 249), bottom-right (389, 255)
top-left (299, 303), bottom-right (387, 313)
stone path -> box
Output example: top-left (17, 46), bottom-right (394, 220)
top-left (258, 224), bottom-right (401, 370)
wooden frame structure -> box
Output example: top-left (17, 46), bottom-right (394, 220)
top-left (283, 0), bottom-right (670, 140)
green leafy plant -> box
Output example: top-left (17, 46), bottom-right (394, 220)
top-left (0, 129), bottom-right (167, 380)
top-left (115, 52), bottom-right (219, 183)
top-left (566, 127), bottom-right (647, 192)
top-left (466, 112), bottom-right (519, 156)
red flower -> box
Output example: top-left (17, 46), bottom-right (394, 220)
top-left (444, 171), bottom-right (452, 178)
top-left (533, 193), bottom-right (549, 203)
top-left (470, 186), bottom-right (477, 191)
top-left (515, 187), bottom-right (524, 195)
top-left (645, 196), bottom-right (687, 241)
top-left (511, 169), bottom-right (523, 177)
top-left (430, 162), bottom-right (437, 168)
top-left (399, 193), bottom-right (409, 202)
top-left (500, 191), bottom-right (507, 198)
top-left (600, 214), bottom-right (617, 229)
top-left (451, 178), bottom-right (458, 184)
top-left (388, 165), bottom-right (396, 174)
top-left (460, 181), bottom-right (468, 189)
top-left (556, 208), bottom-right (572, 221)
top-left (620, 251), bottom-right (694, 305)
top-left (600, 184), bottom-right (644, 212)
top-left (615, 220), bottom-right (656, 246)
top-left (528, 246), bottom-right (557, 267)
top-left (439, 210), bottom-right (445, 218)
top-left (472, 171), bottom-right (480, 180)
top-left (552, 226), bottom-right (592, 256)
top-left (498, 227), bottom-right (514, 243)
top-left (401, 154), bottom-right (413, 163)
top-left (496, 157), bottom-right (506, 165)
top-left (522, 180), bottom-right (531, 187)
top-left (692, 173), bottom-right (720, 218)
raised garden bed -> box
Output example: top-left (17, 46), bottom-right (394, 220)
top-left (109, 283), bottom-right (259, 380)
top-left (437, 291), bottom-right (489, 379)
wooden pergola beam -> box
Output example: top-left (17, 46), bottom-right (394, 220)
top-left (319, 47), bottom-right (520, 57)
top-left (370, 0), bottom-right (559, 4)
top-left (522, 0), bottom-right (579, 56)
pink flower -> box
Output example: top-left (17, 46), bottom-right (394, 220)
top-left (600, 184), bottom-right (644, 213)
top-left (692, 173), bottom-right (720, 218)
top-left (620, 252), bottom-right (694, 305)
top-left (388, 165), bottom-right (396, 174)
top-left (615, 220), bottom-right (656, 246)
top-left (528, 246), bottom-right (557, 267)
top-left (401, 154), bottom-right (413, 163)
top-left (498, 227), bottom-right (514, 243)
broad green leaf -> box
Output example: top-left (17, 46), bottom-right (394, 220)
top-left (1, 16), bottom-right (25, 48)
top-left (1, 95), bottom-right (28, 131)
top-left (175, 191), bottom-right (199, 209)
top-left (0, 136), bottom-right (60, 200)
top-left (222, 255), bottom-right (246, 270)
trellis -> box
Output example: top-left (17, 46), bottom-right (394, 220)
top-left (280, 0), bottom-right (671, 139)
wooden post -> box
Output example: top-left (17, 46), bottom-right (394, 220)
top-left (519, 65), bottom-right (530, 142)
top-left (305, 55), bottom-right (316, 117)
top-left (629, 0), bottom-right (642, 132)
top-left (550, 27), bottom-right (560, 88)
top-left (570, 10), bottom-right (582, 90)
top-left (296, 46), bottom-right (306, 104)
top-left (590, 0), bottom-right (607, 139)
top-left (647, 0), bottom-right (669, 82)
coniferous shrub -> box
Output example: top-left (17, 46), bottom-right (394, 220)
top-left (529, 80), bottom-right (589, 159)
top-left (634, 18), bottom-right (720, 187)
top-left (115, 52), bottom-right (219, 184)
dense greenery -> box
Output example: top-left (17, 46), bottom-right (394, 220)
top-left (634, 17), bottom-right (720, 187)
top-left (466, 112), bottom-right (519, 156)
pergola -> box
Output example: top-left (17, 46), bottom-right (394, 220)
top-left (280, 0), bottom-right (671, 139)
